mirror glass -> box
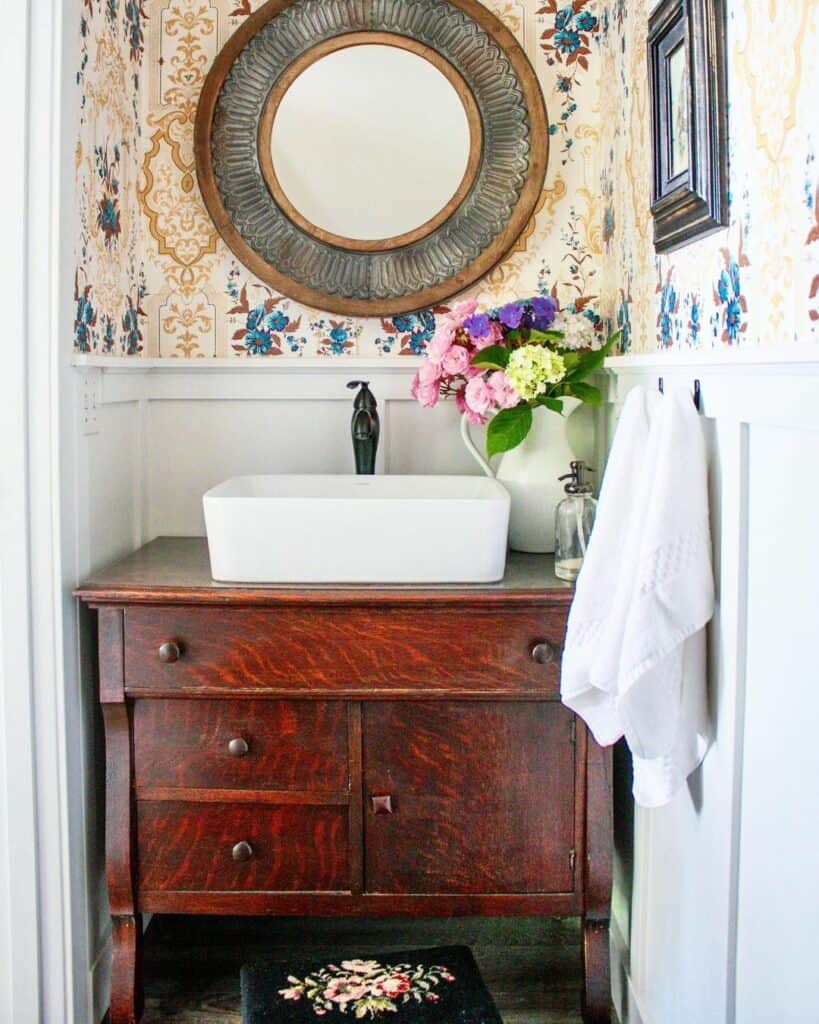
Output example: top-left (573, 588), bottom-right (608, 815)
top-left (267, 44), bottom-right (473, 243)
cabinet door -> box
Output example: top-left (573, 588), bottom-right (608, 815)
top-left (363, 702), bottom-right (576, 895)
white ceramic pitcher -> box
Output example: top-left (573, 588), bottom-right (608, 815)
top-left (461, 400), bottom-right (584, 553)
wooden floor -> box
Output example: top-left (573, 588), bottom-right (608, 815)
top-left (142, 915), bottom-right (584, 1023)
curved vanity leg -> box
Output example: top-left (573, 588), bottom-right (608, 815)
top-left (99, 608), bottom-right (144, 1023)
top-left (582, 731), bottom-right (613, 1024)
top-left (111, 915), bottom-right (144, 1024)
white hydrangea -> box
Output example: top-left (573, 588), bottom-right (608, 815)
top-left (551, 310), bottom-right (601, 351)
top-left (506, 345), bottom-right (566, 401)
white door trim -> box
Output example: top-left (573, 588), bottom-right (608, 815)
top-left (0, 0), bottom-right (81, 1019)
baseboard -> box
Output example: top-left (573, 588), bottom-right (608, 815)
top-left (90, 924), bottom-right (112, 1024)
top-left (610, 915), bottom-right (649, 1024)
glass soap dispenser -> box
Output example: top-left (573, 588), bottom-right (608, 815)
top-left (555, 461), bottom-right (597, 582)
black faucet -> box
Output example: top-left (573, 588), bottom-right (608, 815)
top-left (347, 380), bottom-right (380, 475)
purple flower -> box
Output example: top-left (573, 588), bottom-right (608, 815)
top-left (498, 302), bottom-right (524, 329)
top-left (530, 296), bottom-right (558, 326)
top-left (464, 313), bottom-right (491, 339)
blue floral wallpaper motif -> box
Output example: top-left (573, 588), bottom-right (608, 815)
top-left (598, 0), bottom-right (819, 353)
top-left (226, 273), bottom-right (307, 357)
top-left (376, 311), bottom-right (441, 356)
top-left (538, 1), bottom-right (601, 166)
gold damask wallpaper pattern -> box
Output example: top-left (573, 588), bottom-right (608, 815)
top-left (75, 0), bottom-right (609, 358)
top-left (597, 0), bottom-right (819, 353)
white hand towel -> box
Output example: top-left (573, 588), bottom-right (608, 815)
top-left (561, 384), bottom-right (715, 807)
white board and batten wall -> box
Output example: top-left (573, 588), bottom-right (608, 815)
top-left (604, 350), bottom-right (819, 1024)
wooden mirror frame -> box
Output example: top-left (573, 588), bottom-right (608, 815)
top-left (195, 0), bottom-right (548, 316)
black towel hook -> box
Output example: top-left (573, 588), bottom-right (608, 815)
top-left (658, 376), bottom-right (701, 412)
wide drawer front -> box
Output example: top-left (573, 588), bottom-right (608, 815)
top-left (124, 605), bottom-right (566, 696)
top-left (136, 801), bottom-right (349, 893)
top-left (133, 699), bottom-right (349, 794)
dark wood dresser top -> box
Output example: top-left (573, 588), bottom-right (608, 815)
top-left (75, 536), bottom-right (573, 607)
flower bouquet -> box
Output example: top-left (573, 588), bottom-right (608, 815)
top-left (411, 296), bottom-right (619, 458)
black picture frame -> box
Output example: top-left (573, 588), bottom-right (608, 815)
top-left (648, 0), bottom-right (728, 252)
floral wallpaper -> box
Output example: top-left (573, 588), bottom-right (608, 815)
top-left (75, 0), bottom-right (609, 358)
top-left (597, 0), bottom-right (819, 354)
top-left (74, 0), bottom-right (146, 354)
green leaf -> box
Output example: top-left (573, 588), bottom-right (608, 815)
top-left (526, 329), bottom-right (564, 345)
top-left (564, 331), bottom-right (620, 382)
top-left (537, 397), bottom-right (564, 414)
top-left (567, 381), bottom-right (602, 405)
top-left (470, 344), bottom-right (510, 370)
top-left (486, 404), bottom-right (533, 458)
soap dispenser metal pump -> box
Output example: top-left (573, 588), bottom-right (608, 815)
top-left (555, 460), bottom-right (597, 582)
top-left (347, 380), bottom-right (380, 475)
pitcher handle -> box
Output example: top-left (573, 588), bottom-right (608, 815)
top-left (460, 412), bottom-right (495, 479)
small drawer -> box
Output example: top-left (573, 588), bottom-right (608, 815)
top-left (136, 801), bottom-right (349, 893)
top-left (124, 605), bottom-right (567, 697)
top-left (133, 699), bottom-right (349, 795)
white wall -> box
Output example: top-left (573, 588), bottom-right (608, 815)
top-left (733, 424), bottom-right (819, 1024)
top-left (80, 361), bottom-right (489, 539)
top-left (606, 352), bottom-right (819, 1024)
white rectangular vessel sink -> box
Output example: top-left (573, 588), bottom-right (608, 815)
top-left (203, 475), bottom-right (510, 584)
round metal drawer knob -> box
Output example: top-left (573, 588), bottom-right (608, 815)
top-left (232, 841), bottom-right (254, 863)
top-left (228, 737), bottom-right (249, 758)
top-left (158, 641), bottom-right (181, 664)
top-left (530, 641), bottom-right (557, 665)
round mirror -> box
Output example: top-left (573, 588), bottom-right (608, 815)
top-left (259, 37), bottom-right (481, 251)
top-left (196, 0), bottom-right (548, 316)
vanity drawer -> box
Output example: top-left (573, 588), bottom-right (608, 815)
top-left (123, 605), bottom-right (567, 697)
top-left (136, 801), bottom-right (350, 894)
top-left (133, 699), bottom-right (349, 795)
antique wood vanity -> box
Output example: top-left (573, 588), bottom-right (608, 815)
top-left (77, 537), bottom-right (612, 1024)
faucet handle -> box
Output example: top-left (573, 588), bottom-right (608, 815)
top-left (347, 380), bottom-right (377, 411)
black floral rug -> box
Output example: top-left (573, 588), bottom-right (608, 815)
top-left (241, 945), bottom-right (503, 1023)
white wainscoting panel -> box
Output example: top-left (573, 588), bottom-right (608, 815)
top-left (605, 354), bottom-right (819, 1024)
top-left (733, 424), bottom-right (819, 1024)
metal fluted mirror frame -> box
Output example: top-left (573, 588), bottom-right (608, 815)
top-left (194, 0), bottom-right (549, 317)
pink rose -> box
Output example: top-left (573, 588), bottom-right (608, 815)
top-left (456, 384), bottom-right (486, 425)
top-left (323, 978), bottom-right (369, 1005)
top-left (411, 372), bottom-right (440, 408)
top-left (418, 359), bottom-right (441, 386)
top-left (425, 323), bottom-right (455, 363)
top-left (373, 973), bottom-right (412, 999)
top-left (465, 376), bottom-right (493, 417)
top-left (442, 345), bottom-right (470, 376)
top-left (487, 370), bottom-right (519, 410)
